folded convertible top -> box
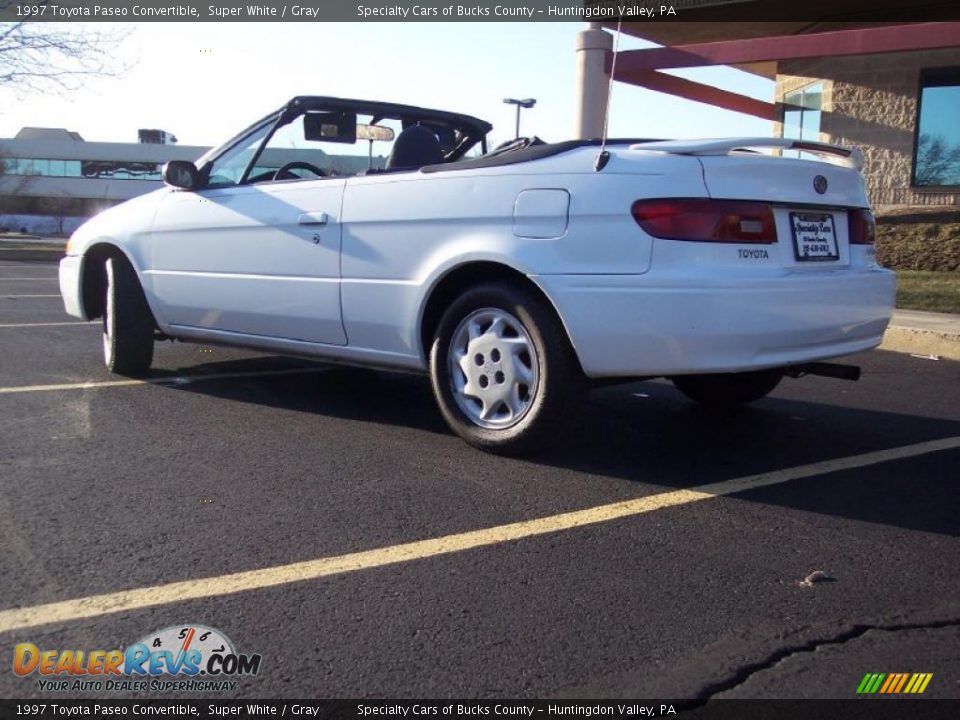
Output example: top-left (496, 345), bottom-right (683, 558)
top-left (421, 138), bottom-right (658, 173)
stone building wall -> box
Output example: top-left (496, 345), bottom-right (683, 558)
top-left (773, 49), bottom-right (960, 211)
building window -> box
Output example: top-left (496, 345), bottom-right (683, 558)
top-left (80, 160), bottom-right (161, 180)
top-left (782, 82), bottom-right (823, 155)
top-left (13, 158), bottom-right (34, 175)
top-left (913, 67), bottom-right (960, 188)
top-left (1, 157), bottom-right (161, 180)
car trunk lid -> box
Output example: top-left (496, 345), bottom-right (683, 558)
top-left (630, 138), bottom-right (870, 268)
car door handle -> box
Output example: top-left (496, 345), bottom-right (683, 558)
top-left (298, 212), bottom-right (329, 226)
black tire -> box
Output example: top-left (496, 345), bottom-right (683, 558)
top-left (672, 369), bottom-right (783, 408)
top-left (429, 282), bottom-right (580, 454)
top-left (102, 255), bottom-right (154, 375)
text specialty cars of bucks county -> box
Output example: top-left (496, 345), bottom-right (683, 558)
top-left (59, 95), bottom-right (895, 453)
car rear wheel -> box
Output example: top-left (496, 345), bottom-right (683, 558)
top-left (429, 282), bottom-right (579, 453)
top-left (672, 369), bottom-right (783, 408)
top-left (102, 255), bottom-right (154, 375)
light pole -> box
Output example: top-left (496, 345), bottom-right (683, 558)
top-left (503, 97), bottom-right (536, 139)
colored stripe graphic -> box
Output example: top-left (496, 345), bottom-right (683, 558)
top-left (907, 673), bottom-right (932, 694)
top-left (858, 672), bottom-right (933, 694)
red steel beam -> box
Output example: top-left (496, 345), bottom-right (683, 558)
top-left (613, 68), bottom-right (779, 120)
top-left (613, 22), bottom-right (960, 72)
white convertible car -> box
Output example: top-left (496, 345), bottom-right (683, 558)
top-left (60, 96), bottom-right (895, 452)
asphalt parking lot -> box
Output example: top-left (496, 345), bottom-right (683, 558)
top-left (0, 256), bottom-right (958, 702)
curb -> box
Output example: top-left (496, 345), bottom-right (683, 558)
top-left (880, 326), bottom-right (960, 362)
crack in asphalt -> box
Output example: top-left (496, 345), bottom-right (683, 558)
top-left (692, 618), bottom-right (960, 702)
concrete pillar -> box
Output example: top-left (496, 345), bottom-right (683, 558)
top-left (574, 22), bottom-right (613, 140)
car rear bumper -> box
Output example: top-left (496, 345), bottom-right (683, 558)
top-left (59, 255), bottom-right (86, 320)
top-left (534, 268), bottom-right (897, 378)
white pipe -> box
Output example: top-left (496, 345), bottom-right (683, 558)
top-left (574, 22), bottom-right (613, 140)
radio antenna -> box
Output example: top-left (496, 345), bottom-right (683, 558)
top-left (595, 18), bottom-right (623, 172)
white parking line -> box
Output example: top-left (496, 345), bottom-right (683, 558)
top-left (0, 321), bottom-right (96, 328)
top-left (1, 435), bottom-right (956, 633)
top-left (0, 365), bottom-right (329, 395)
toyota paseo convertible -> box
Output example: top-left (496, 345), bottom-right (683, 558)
top-left (59, 96), bottom-right (896, 452)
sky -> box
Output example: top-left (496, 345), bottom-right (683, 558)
top-left (0, 23), bottom-right (775, 149)
top-left (918, 85), bottom-right (960, 141)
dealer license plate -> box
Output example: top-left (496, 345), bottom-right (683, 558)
top-left (790, 212), bottom-right (839, 262)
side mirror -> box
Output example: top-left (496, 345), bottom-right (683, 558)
top-left (162, 161), bottom-right (200, 190)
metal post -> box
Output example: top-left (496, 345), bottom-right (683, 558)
top-left (503, 98), bottom-right (537, 140)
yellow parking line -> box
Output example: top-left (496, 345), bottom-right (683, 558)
top-left (0, 366), bottom-right (328, 395)
top-left (0, 321), bottom-right (95, 328)
top-left (0, 435), bottom-right (956, 634)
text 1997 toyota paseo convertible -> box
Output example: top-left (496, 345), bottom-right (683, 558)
top-left (59, 96), bottom-right (896, 452)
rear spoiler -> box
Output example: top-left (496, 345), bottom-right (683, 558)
top-left (629, 138), bottom-right (864, 171)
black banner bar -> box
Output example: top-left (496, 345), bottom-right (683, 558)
top-left (2, 0), bottom-right (959, 23)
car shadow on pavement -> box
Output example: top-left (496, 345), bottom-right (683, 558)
top-left (539, 382), bottom-right (960, 537)
top-left (150, 356), bottom-right (451, 435)
top-left (156, 354), bottom-right (960, 538)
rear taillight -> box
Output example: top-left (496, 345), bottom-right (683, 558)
top-left (631, 199), bottom-right (777, 244)
top-left (849, 208), bottom-right (876, 245)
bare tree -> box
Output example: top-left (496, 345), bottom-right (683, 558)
top-left (35, 195), bottom-right (68, 236)
top-left (915, 133), bottom-right (960, 186)
top-left (0, 2), bottom-right (129, 94)
top-left (0, 147), bottom-right (37, 233)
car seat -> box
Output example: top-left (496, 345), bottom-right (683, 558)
top-left (384, 124), bottom-right (444, 170)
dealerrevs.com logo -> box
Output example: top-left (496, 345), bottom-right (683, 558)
top-left (13, 624), bottom-right (262, 693)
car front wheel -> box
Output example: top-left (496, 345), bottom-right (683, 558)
top-left (102, 255), bottom-right (155, 375)
top-left (672, 369), bottom-right (783, 408)
top-left (429, 282), bottom-right (579, 453)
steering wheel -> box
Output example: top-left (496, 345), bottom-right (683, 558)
top-left (272, 161), bottom-right (327, 181)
